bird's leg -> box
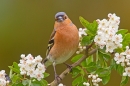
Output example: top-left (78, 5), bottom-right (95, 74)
top-left (53, 62), bottom-right (62, 84)
top-left (64, 63), bottom-right (73, 71)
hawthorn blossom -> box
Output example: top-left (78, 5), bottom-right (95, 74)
top-left (94, 13), bottom-right (122, 53)
top-left (0, 70), bottom-right (9, 86)
top-left (87, 74), bottom-right (102, 86)
top-left (18, 54), bottom-right (46, 81)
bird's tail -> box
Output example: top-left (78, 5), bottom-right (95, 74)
top-left (42, 58), bottom-right (52, 68)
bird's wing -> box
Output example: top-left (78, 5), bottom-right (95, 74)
top-left (46, 29), bottom-right (56, 56)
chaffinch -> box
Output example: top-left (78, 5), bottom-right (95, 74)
top-left (43, 12), bottom-right (79, 82)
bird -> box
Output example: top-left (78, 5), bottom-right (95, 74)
top-left (43, 12), bottom-right (79, 82)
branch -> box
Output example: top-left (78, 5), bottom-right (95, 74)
top-left (49, 48), bottom-right (97, 86)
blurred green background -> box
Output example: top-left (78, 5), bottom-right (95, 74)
top-left (0, 0), bottom-right (130, 86)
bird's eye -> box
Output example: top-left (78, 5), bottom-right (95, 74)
top-left (64, 16), bottom-right (67, 19)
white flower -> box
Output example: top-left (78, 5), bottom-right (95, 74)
top-left (58, 83), bottom-right (64, 86)
top-left (123, 72), bottom-right (127, 76)
top-left (20, 54), bottom-right (25, 59)
top-left (94, 13), bottom-right (122, 53)
top-left (83, 82), bottom-right (90, 86)
top-left (112, 34), bottom-right (122, 44)
top-left (18, 54), bottom-right (46, 81)
top-left (114, 53), bottom-right (125, 64)
top-left (79, 28), bottom-right (87, 38)
top-left (125, 67), bottom-right (130, 77)
top-left (0, 70), bottom-right (9, 86)
top-left (92, 75), bottom-right (97, 79)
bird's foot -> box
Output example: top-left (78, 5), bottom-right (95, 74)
top-left (55, 74), bottom-right (62, 84)
top-left (64, 63), bottom-right (73, 72)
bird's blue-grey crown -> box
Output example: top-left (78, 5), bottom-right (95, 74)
top-left (55, 12), bottom-right (67, 22)
top-left (55, 12), bottom-right (66, 18)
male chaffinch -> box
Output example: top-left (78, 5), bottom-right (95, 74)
top-left (43, 12), bottom-right (79, 82)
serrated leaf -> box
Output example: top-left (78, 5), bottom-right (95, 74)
top-left (11, 74), bottom-right (21, 83)
top-left (122, 33), bottom-right (130, 48)
top-left (79, 16), bottom-right (98, 36)
top-left (79, 16), bottom-right (89, 29)
top-left (117, 64), bottom-right (124, 75)
top-left (120, 76), bottom-right (129, 86)
top-left (86, 62), bottom-right (97, 72)
top-left (117, 29), bottom-right (128, 37)
top-left (110, 59), bottom-right (117, 70)
top-left (98, 51), bottom-right (110, 62)
top-left (12, 83), bottom-right (24, 86)
top-left (9, 66), bottom-right (20, 74)
top-left (13, 62), bottom-right (20, 69)
top-left (81, 36), bottom-right (91, 46)
top-left (96, 68), bottom-right (111, 77)
top-left (71, 54), bottom-right (84, 62)
top-left (31, 80), bottom-right (42, 86)
top-left (43, 72), bottom-right (50, 78)
top-left (102, 74), bottom-right (110, 85)
top-left (71, 67), bottom-right (81, 78)
top-left (81, 60), bottom-right (87, 67)
top-left (22, 79), bottom-right (29, 86)
top-left (40, 79), bottom-right (48, 86)
top-left (72, 76), bottom-right (87, 86)
top-left (86, 55), bottom-right (93, 65)
top-left (86, 20), bottom-right (98, 35)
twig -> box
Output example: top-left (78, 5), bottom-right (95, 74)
top-left (50, 48), bottom-right (97, 86)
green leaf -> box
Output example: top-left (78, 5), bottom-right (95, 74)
top-left (71, 54), bottom-right (84, 62)
top-left (79, 16), bottom-right (89, 29)
top-left (86, 20), bottom-right (98, 35)
top-left (102, 74), bottom-right (110, 85)
top-left (72, 76), bottom-right (87, 86)
top-left (71, 67), bottom-right (81, 78)
top-left (40, 79), bottom-right (48, 86)
top-left (86, 62), bottom-right (97, 72)
top-left (117, 29), bottom-right (128, 37)
top-left (79, 16), bottom-right (98, 36)
top-left (86, 55), bottom-right (93, 65)
top-left (120, 76), bottom-right (129, 86)
top-left (31, 80), bottom-right (43, 86)
top-left (81, 36), bottom-right (92, 46)
top-left (22, 79), bottom-right (29, 86)
top-left (9, 66), bottom-right (20, 74)
top-left (81, 60), bottom-right (87, 67)
top-left (12, 83), bottom-right (24, 86)
top-left (98, 51), bottom-right (110, 62)
top-left (122, 33), bottom-right (130, 48)
top-left (117, 64), bottom-right (124, 75)
top-left (96, 68), bottom-right (111, 77)
top-left (110, 59), bottom-right (117, 70)
top-left (11, 74), bottom-right (21, 83)
top-left (43, 72), bottom-right (50, 78)
top-left (13, 62), bottom-right (20, 69)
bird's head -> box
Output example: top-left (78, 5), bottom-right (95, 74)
top-left (55, 12), bottom-right (68, 22)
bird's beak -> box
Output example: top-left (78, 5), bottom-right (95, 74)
top-left (57, 16), bottom-right (64, 22)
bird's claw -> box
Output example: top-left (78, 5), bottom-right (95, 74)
top-left (64, 63), bottom-right (73, 72)
top-left (55, 74), bottom-right (62, 84)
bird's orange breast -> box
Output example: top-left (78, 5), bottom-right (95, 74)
top-left (49, 23), bottom-right (79, 61)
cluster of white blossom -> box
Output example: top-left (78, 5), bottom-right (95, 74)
top-left (114, 46), bottom-right (130, 77)
top-left (0, 70), bottom-right (9, 86)
top-left (83, 74), bottom-right (102, 86)
top-left (94, 13), bottom-right (122, 53)
top-left (18, 54), bottom-right (46, 81)
top-left (79, 28), bottom-right (87, 38)
top-left (76, 28), bottom-right (87, 54)
top-left (76, 43), bottom-right (86, 54)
